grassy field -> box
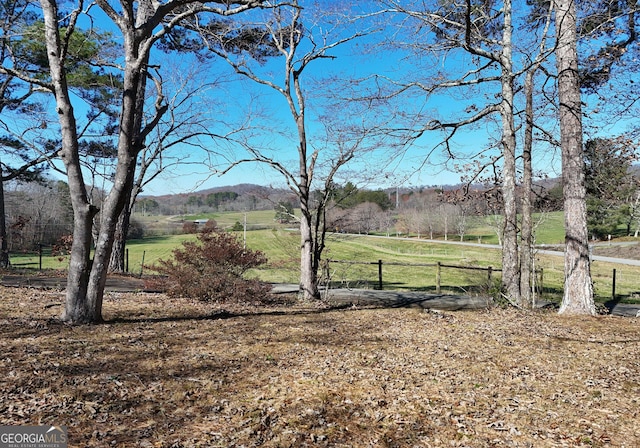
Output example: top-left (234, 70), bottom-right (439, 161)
top-left (2, 290), bottom-right (639, 447)
top-left (7, 210), bottom-right (640, 303)
top-left (463, 211), bottom-right (566, 245)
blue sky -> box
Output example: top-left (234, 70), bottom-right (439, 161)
top-left (20, 1), bottom-right (636, 197)
top-left (135, 4), bottom-right (492, 196)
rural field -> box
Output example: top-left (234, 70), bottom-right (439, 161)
top-left (1, 289), bottom-right (639, 447)
top-left (10, 208), bottom-right (640, 304)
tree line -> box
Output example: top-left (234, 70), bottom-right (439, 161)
top-left (9, 137), bottom-right (640, 253)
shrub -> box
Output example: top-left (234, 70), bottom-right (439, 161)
top-left (127, 219), bottom-right (145, 240)
top-left (147, 227), bottom-right (272, 303)
top-left (182, 221), bottom-right (197, 234)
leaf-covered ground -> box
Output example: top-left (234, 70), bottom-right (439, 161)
top-left (1, 286), bottom-right (639, 447)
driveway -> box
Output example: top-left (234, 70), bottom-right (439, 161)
top-left (3, 272), bottom-right (638, 318)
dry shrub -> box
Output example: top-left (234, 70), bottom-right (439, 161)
top-left (146, 227), bottom-right (272, 303)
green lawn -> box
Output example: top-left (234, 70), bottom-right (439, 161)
top-left (179, 209), bottom-right (293, 230)
top-left (126, 230), bottom-right (640, 304)
top-left (7, 210), bottom-right (640, 304)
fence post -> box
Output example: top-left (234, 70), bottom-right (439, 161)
top-left (378, 259), bottom-right (383, 290)
top-left (38, 243), bottom-right (43, 271)
top-left (612, 268), bottom-right (617, 301)
top-left (487, 266), bottom-right (493, 284)
top-left (538, 268), bottom-right (544, 297)
top-left (436, 261), bottom-right (441, 294)
top-left (125, 248), bottom-right (129, 273)
top-left (139, 251), bottom-right (145, 277)
top-left (324, 259), bottom-right (330, 288)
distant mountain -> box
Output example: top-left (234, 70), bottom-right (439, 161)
top-left (141, 184), bottom-right (289, 200)
top-left (195, 184), bottom-right (289, 196)
top-left (138, 184), bottom-right (297, 215)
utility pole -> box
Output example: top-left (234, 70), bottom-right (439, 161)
top-left (243, 212), bottom-right (247, 250)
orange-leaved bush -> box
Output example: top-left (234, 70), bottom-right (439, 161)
top-left (148, 227), bottom-right (271, 302)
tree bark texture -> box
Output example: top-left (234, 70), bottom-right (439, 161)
top-left (108, 210), bottom-right (128, 273)
top-left (86, 0), bottom-right (153, 317)
top-left (299, 207), bottom-right (320, 300)
top-left (0, 178), bottom-right (8, 268)
top-left (498, 0), bottom-right (521, 304)
top-left (41, 0), bottom-right (102, 323)
top-left (520, 66), bottom-right (536, 309)
top-left (554, 0), bottom-right (595, 315)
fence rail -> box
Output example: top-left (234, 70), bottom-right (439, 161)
top-left (324, 258), bottom-right (507, 294)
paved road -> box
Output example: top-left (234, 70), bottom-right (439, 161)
top-left (320, 234), bottom-right (640, 317)
top-left (273, 284), bottom-right (640, 317)
top-left (358, 233), bottom-right (640, 266)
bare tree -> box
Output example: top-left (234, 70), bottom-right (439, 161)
top-left (520, 3), bottom-right (554, 309)
top-left (378, 0), bottom-right (534, 304)
top-left (397, 208), bottom-right (426, 238)
top-left (108, 61), bottom-right (230, 272)
top-left (554, 0), bottom-right (595, 315)
top-left (207, 1), bottom-right (391, 300)
top-left (37, 0), bottom-right (267, 324)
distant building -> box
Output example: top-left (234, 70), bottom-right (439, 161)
top-left (193, 219), bottom-right (209, 227)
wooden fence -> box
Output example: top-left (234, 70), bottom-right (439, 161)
top-left (323, 258), bottom-right (510, 293)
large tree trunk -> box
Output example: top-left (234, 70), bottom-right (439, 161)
top-left (41, 0), bottom-right (101, 323)
top-left (298, 168), bottom-right (320, 300)
top-left (85, 0), bottom-right (152, 312)
top-left (86, 170), bottom-right (135, 317)
top-left (499, 0), bottom-right (521, 304)
top-left (554, 0), bottom-right (595, 315)
top-left (107, 0), bottom-right (157, 275)
top-left (41, 0), bottom-right (151, 323)
top-left (64, 201), bottom-right (99, 322)
top-left (299, 212), bottom-right (319, 300)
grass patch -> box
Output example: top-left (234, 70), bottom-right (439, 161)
top-left (8, 227), bottom-right (640, 303)
top-left (7, 209), bottom-right (640, 303)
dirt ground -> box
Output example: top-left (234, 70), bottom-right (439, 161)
top-left (0, 270), bottom-right (146, 292)
top-left (1, 287), bottom-right (639, 447)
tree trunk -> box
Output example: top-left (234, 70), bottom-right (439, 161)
top-left (41, 0), bottom-right (153, 323)
top-left (86, 0), bottom-right (151, 310)
top-left (555, 0), bottom-right (595, 315)
top-left (499, 0), bottom-right (521, 304)
top-left (86, 174), bottom-right (134, 316)
top-left (519, 66), bottom-right (536, 309)
top-left (299, 207), bottom-right (320, 300)
top-left (41, 0), bottom-right (101, 323)
top-left (63, 201), bottom-right (99, 322)
top-left (108, 211), bottom-right (128, 273)
top-left (0, 177), bottom-right (8, 268)
top-left (108, 189), bottom-right (133, 273)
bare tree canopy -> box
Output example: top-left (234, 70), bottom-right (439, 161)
top-left (199, 1), bottom-right (401, 299)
